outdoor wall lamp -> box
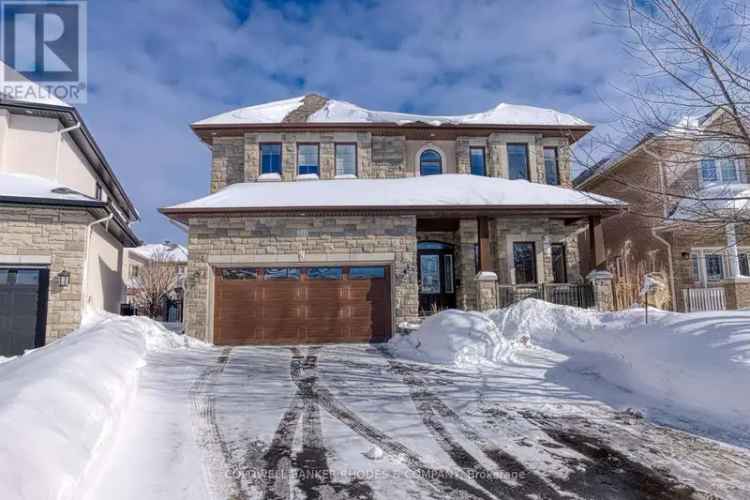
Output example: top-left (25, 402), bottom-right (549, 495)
top-left (58, 270), bottom-right (71, 288)
top-left (681, 252), bottom-right (690, 260)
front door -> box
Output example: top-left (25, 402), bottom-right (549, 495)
top-left (418, 242), bottom-right (456, 314)
top-left (0, 268), bottom-right (49, 356)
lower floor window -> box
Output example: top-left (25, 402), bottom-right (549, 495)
top-left (513, 242), bottom-right (537, 284)
top-left (551, 243), bottom-right (567, 283)
top-left (704, 254), bottom-right (724, 281)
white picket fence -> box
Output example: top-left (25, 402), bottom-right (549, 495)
top-left (681, 287), bottom-right (727, 312)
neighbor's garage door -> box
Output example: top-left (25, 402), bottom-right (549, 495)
top-left (0, 268), bottom-right (49, 356)
top-left (213, 266), bottom-right (391, 345)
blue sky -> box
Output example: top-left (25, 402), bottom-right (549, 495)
top-left (77, 0), bottom-right (634, 244)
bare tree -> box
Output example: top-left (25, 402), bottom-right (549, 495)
top-left (576, 0), bottom-right (750, 229)
top-left (131, 249), bottom-right (180, 320)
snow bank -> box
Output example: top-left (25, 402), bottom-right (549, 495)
top-left (0, 314), bottom-right (202, 500)
top-left (489, 299), bottom-right (750, 429)
top-left (389, 310), bottom-right (510, 367)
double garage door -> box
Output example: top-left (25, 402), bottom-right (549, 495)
top-left (213, 266), bottom-right (391, 345)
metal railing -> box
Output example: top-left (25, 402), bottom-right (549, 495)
top-left (497, 283), bottom-right (595, 309)
top-left (681, 287), bottom-right (726, 312)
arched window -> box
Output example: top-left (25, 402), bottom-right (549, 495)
top-left (420, 149), bottom-right (442, 176)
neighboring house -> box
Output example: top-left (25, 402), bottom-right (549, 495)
top-left (124, 242), bottom-right (188, 321)
top-left (161, 94), bottom-right (622, 345)
top-left (0, 64), bottom-right (140, 356)
top-left (575, 107), bottom-right (750, 312)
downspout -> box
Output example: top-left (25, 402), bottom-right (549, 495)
top-left (80, 212), bottom-right (114, 318)
top-left (643, 144), bottom-right (677, 310)
top-left (55, 120), bottom-right (82, 182)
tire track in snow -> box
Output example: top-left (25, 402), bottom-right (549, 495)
top-left (190, 347), bottom-right (249, 500)
top-left (382, 354), bottom-right (563, 500)
top-left (292, 348), bottom-right (493, 500)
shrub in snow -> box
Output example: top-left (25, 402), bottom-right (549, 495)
top-left (389, 309), bottom-right (509, 367)
top-left (0, 313), bottom-right (203, 500)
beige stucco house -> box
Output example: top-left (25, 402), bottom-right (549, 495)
top-left (161, 94), bottom-right (622, 346)
top-left (0, 72), bottom-right (140, 356)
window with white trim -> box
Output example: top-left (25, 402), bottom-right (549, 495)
top-left (700, 141), bottom-right (743, 185)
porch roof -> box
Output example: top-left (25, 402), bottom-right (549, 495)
top-left (160, 174), bottom-right (625, 222)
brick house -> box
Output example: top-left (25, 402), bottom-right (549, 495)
top-left (0, 67), bottom-right (140, 356)
top-left (161, 94), bottom-right (623, 345)
top-left (576, 108), bottom-right (750, 312)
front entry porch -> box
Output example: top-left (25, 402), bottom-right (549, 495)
top-left (416, 214), bottom-right (606, 314)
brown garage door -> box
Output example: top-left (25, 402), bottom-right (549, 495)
top-left (213, 266), bottom-right (391, 345)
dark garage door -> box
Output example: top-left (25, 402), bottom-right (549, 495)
top-left (0, 268), bottom-right (49, 356)
top-left (213, 266), bottom-right (391, 345)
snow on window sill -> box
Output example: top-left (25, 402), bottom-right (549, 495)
top-left (257, 173), bottom-right (282, 182)
top-left (334, 174), bottom-right (357, 179)
top-left (296, 174), bottom-right (320, 181)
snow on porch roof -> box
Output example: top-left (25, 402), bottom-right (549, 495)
top-left (0, 172), bottom-right (103, 206)
top-left (161, 174), bottom-right (624, 217)
top-left (192, 94), bottom-right (591, 128)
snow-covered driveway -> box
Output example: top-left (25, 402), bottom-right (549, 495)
top-left (81, 342), bottom-right (750, 500)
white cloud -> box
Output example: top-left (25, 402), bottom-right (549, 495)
top-left (76, 0), bottom-right (636, 243)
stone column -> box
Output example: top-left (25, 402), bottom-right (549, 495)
top-left (587, 270), bottom-right (614, 311)
top-left (475, 271), bottom-right (498, 311)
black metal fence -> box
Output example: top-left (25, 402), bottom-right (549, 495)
top-left (497, 283), bottom-right (595, 309)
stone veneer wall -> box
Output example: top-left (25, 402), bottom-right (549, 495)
top-left (493, 217), bottom-right (581, 285)
top-left (0, 205), bottom-right (90, 341)
top-left (209, 131), bottom-right (572, 190)
top-left (184, 215), bottom-right (419, 342)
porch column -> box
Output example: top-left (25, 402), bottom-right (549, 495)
top-left (726, 223), bottom-right (742, 278)
top-left (457, 219), bottom-right (479, 310)
top-left (588, 215), bottom-right (606, 271)
top-left (477, 216), bottom-right (492, 272)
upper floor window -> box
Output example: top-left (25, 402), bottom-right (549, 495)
top-left (544, 147), bottom-right (560, 185)
top-left (335, 143), bottom-right (357, 177)
top-left (260, 143), bottom-right (282, 175)
top-left (700, 141), bottom-right (742, 184)
top-left (507, 143), bottom-right (529, 180)
top-left (420, 149), bottom-right (442, 176)
top-left (469, 147), bottom-right (486, 176)
top-left (95, 183), bottom-right (103, 200)
top-left (297, 144), bottom-right (319, 176)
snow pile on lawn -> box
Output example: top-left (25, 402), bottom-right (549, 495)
top-left (0, 313), bottom-right (203, 500)
top-left (489, 299), bottom-right (750, 429)
top-left (389, 310), bottom-right (510, 367)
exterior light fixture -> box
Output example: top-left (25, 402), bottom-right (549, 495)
top-left (58, 270), bottom-right (71, 288)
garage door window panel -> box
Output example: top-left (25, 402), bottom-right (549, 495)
top-left (307, 267), bottom-right (343, 280)
top-left (349, 267), bottom-right (386, 279)
top-left (221, 268), bottom-right (258, 280)
top-left (264, 268), bottom-right (301, 280)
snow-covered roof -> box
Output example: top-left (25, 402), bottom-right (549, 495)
top-left (667, 183), bottom-right (750, 223)
top-left (0, 172), bottom-right (100, 204)
top-left (0, 61), bottom-right (71, 108)
top-left (130, 243), bottom-right (188, 262)
top-left (163, 174), bottom-right (623, 213)
top-left (194, 94), bottom-right (590, 128)
top-left (575, 113), bottom-right (712, 187)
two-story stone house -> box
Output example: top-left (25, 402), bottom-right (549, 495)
top-left (161, 94), bottom-right (623, 345)
top-left (0, 64), bottom-right (140, 356)
top-left (576, 107), bottom-right (750, 312)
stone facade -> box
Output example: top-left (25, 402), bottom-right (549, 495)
top-left (185, 214), bottom-right (419, 342)
top-left (208, 129), bottom-right (571, 191)
top-left (493, 217), bottom-right (581, 285)
top-left (0, 205), bottom-right (90, 340)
